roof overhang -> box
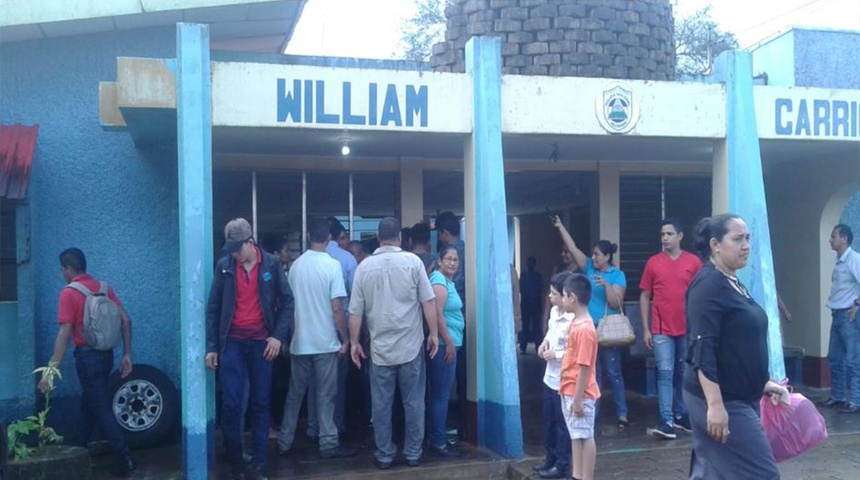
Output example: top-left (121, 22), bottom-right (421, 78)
top-left (0, 0), bottom-right (306, 53)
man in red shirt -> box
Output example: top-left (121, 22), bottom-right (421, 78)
top-left (41, 247), bottom-right (135, 477)
top-left (206, 218), bottom-right (294, 480)
top-left (639, 218), bottom-right (702, 440)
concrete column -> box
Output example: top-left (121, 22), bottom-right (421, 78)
top-left (399, 160), bottom-right (424, 225)
top-left (465, 35), bottom-right (523, 459)
top-left (598, 163), bottom-right (621, 264)
top-left (177, 23), bottom-right (214, 480)
top-left (713, 50), bottom-right (784, 380)
top-left (712, 140), bottom-right (729, 214)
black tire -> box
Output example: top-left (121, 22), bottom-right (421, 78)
top-left (108, 364), bottom-right (179, 448)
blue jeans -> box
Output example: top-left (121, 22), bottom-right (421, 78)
top-left (828, 309), bottom-right (860, 407)
top-left (595, 346), bottom-right (628, 420)
top-left (73, 348), bottom-right (130, 460)
top-left (541, 383), bottom-right (571, 471)
top-left (220, 338), bottom-right (273, 470)
top-left (427, 345), bottom-right (458, 448)
top-left (653, 334), bottom-right (688, 425)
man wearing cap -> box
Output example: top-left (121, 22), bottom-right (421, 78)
top-left (349, 217), bottom-right (439, 469)
top-left (206, 218), bottom-right (294, 480)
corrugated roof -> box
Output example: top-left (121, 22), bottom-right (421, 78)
top-left (0, 124), bottom-right (39, 200)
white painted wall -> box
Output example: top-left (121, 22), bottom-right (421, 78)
top-left (501, 76), bottom-right (726, 138)
top-left (212, 62), bottom-right (473, 133)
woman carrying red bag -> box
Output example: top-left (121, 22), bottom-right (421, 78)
top-left (683, 214), bottom-right (791, 480)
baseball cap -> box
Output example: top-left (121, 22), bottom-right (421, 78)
top-left (222, 218), bottom-right (253, 255)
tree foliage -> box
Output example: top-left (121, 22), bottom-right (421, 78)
top-left (674, 5), bottom-right (739, 77)
top-left (396, 0), bottom-right (453, 61)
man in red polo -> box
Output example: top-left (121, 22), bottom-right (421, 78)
top-left (640, 218), bottom-right (702, 440)
top-left (206, 218), bottom-right (294, 480)
top-left (41, 247), bottom-right (135, 477)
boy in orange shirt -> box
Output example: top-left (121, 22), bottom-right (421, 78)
top-left (559, 274), bottom-right (600, 480)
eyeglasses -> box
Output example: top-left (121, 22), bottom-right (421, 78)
top-left (441, 257), bottom-right (459, 263)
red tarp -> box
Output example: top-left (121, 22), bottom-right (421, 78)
top-left (0, 124), bottom-right (39, 200)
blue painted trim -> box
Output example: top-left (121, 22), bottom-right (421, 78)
top-left (177, 23), bottom-right (214, 480)
top-left (477, 400), bottom-right (523, 458)
top-left (713, 51), bottom-right (785, 380)
top-left (466, 36), bottom-right (523, 459)
top-left (210, 51), bottom-right (432, 72)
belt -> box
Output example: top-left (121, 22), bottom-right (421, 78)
top-left (831, 307), bottom-right (851, 314)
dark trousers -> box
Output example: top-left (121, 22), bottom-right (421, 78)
top-left (520, 300), bottom-right (542, 350)
top-left (73, 348), bottom-right (130, 460)
top-left (541, 383), bottom-right (571, 471)
top-left (220, 339), bottom-right (273, 471)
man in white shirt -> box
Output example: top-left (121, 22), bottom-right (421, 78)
top-left (349, 217), bottom-right (439, 469)
top-left (277, 218), bottom-right (358, 458)
top-left (822, 224), bottom-right (860, 414)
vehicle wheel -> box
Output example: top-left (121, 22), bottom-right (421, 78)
top-left (108, 364), bottom-right (178, 448)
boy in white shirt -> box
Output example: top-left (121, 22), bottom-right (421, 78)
top-left (533, 272), bottom-right (574, 479)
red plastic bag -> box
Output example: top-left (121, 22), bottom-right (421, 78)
top-left (760, 391), bottom-right (827, 462)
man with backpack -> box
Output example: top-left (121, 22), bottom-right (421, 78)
top-left (41, 247), bottom-right (135, 477)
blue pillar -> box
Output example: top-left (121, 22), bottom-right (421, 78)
top-left (465, 36), bottom-right (523, 458)
top-left (177, 23), bottom-right (214, 480)
top-left (713, 51), bottom-right (785, 380)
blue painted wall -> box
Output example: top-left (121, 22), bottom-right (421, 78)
top-left (793, 29), bottom-right (860, 89)
top-left (751, 31), bottom-right (795, 87)
top-left (840, 189), bottom-right (860, 237)
top-left (0, 27), bottom-right (181, 430)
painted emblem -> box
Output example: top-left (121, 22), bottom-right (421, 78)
top-left (595, 83), bottom-right (639, 135)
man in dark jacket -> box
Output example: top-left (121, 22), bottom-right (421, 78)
top-left (206, 218), bottom-right (294, 480)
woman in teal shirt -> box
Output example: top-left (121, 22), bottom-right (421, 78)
top-left (552, 216), bottom-right (630, 429)
top-left (427, 246), bottom-right (464, 456)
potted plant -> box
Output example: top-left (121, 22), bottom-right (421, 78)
top-left (5, 363), bottom-right (91, 480)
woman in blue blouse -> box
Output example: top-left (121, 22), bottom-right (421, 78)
top-left (426, 245), bottom-right (465, 457)
top-left (553, 216), bottom-right (630, 429)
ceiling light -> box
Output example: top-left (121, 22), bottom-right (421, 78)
top-left (341, 144), bottom-right (351, 156)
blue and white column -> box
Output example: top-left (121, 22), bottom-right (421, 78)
top-left (712, 50), bottom-right (785, 380)
top-left (464, 35), bottom-right (524, 458)
top-left (176, 22), bottom-right (215, 480)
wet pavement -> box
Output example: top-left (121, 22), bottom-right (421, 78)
top-left (90, 352), bottom-right (860, 479)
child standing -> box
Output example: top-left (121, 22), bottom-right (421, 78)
top-left (559, 274), bottom-right (600, 480)
top-left (534, 272), bottom-right (574, 479)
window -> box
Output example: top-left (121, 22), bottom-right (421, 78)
top-left (0, 198), bottom-right (16, 302)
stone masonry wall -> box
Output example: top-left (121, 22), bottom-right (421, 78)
top-left (430, 0), bottom-right (675, 80)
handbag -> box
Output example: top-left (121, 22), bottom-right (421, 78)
top-left (596, 285), bottom-right (635, 348)
top-left (760, 386), bottom-right (827, 462)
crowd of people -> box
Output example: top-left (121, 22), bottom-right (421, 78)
top-left (39, 208), bottom-right (859, 480)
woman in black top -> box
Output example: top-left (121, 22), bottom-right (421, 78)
top-left (683, 214), bottom-right (789, 480)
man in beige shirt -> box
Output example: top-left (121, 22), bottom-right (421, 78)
top-left (349, 217), bottom-right (440, 469)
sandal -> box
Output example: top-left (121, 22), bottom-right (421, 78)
top-left (617, 419), bottom-right (629, 430)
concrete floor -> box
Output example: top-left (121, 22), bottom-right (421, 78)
top-left (90, 351), bottom-right (860, 479)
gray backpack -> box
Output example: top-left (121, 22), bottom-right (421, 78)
top-left (68, 281), bottom-right (122, 350)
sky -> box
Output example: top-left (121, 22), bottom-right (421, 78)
top-left (285, 0), bottom-right (860, 58)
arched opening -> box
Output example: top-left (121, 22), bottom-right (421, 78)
top-left (818, 183), bottom-right (860, 386)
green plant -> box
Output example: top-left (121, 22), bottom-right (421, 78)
top-left (6, 363), bottom-right (64, 461)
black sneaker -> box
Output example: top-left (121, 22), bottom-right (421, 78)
top-left (110, 456), bottom-right (136, 478)
top-left (320, 446), bottom-right (360, 459)
top-left (428, 443), bottom-right (461, 458)
top-left (374, 458), bottom-right (393, 470)
top-left (648, 423), bottom-right (677, 440)
top-left (244, 465), bottom-right (268, 480)
top-left (405, 457), bottom-right (421, 467)
top-left (674, 415), bottom-right (692, 432)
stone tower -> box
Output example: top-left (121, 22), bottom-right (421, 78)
top-left (430, 0), bottom-right (675, 80)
